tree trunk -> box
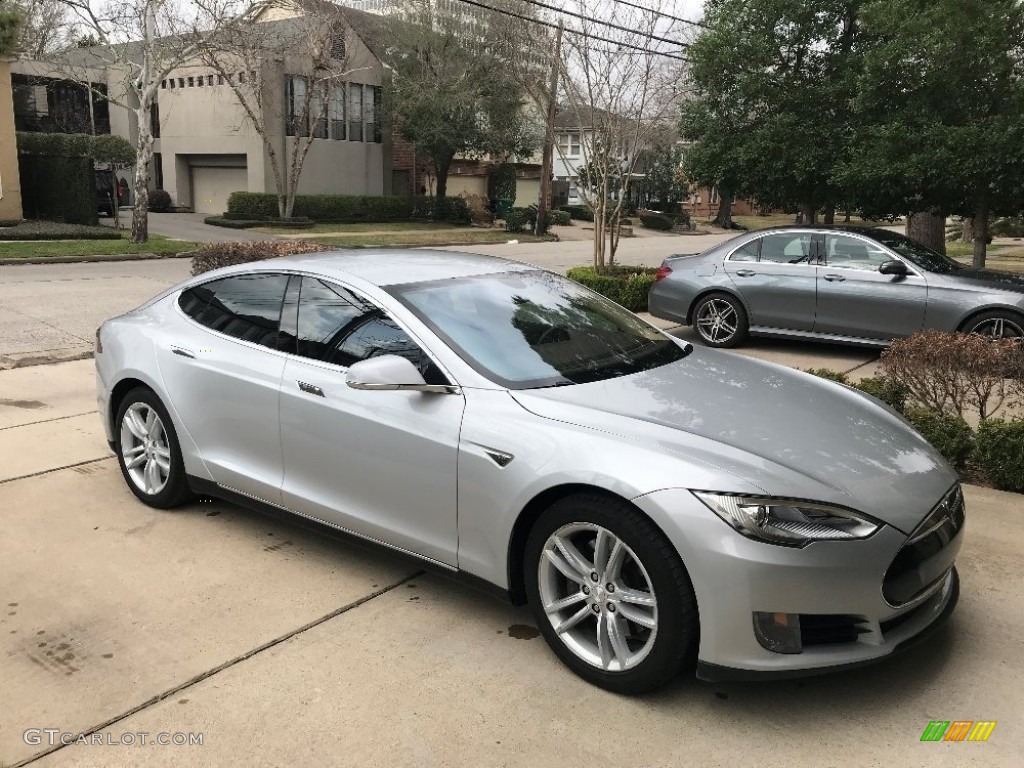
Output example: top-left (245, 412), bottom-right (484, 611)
top-left (844, 209), bottom-right (851, 223)
top-left (799, 202), bottom-right (816, 225)
top-left (130, 97), bottom-right (155, 244)
top-left (434, 153), bottom-right (454, 203)
top-left (712, 187), bottom-right (733, 228)
top-left (973, 204), bottom-right (988, 268)
top-left (960, 217), bottom-right (974, 244)
top-left (823, 204), bottom-right (835, 225)
top-left (906, 211), bottom-right (946, 254)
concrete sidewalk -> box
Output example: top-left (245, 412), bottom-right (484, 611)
top-left (0, 360), bottom-right (1020, 765)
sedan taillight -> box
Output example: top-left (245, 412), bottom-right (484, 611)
top-left (654, 265), bottom-right (672, 282)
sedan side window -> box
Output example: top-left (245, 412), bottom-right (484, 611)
top-left (759, 233), bottom-right (814, 264)
top-left (178, 273), bottom-right (289, 349)
top-left (729, 239), bottom-right (760, 262)
top-left (825, 234), bottom-right (893, 271)
top-left (295, 277), bottom-right (447, 384)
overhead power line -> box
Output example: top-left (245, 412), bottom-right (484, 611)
top-left (608, 0), bottom-right (710, 30)
top-left (451, 0), bottom-right (689, 61)
top-left (511, 0), bottom-right (690, 48)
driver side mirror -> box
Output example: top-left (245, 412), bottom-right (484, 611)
top-left (879, 259), bottom-right (909, 276)
top-left (346, 355), bottom-right (457, 394)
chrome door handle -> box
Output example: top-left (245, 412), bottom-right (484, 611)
top-left (171, 347), bottom-right (195, 359)
top-left (823, 274), bottom-right (846, 282)
top-left (297, 381), bottom-right (325, 397)
top-left (735, 269), bottom-right (756, 277)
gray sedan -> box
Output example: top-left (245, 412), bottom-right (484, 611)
top-left (648, 226), bottom-right (1024, 347)
top-left (96, 250), bottom-right (963, 693)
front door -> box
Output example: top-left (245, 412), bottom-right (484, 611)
top-left (814, 233), bottom-right (928, 340)
top-left (723, 231), bottom-right (819, 331)
top-left (278, 276), bottom-right (464, 566)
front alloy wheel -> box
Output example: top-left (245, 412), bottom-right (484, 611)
top-left (525, 493), bottom-right (698, 694)
top-left (965, 311), bottom-right (1024, 340)
top-left (114, 387), bottom-right (193, 509)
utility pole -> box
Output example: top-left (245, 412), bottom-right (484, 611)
top-left (535, 21), bottom-right (562, 237)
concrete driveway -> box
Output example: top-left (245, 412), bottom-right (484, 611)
top-left (102, 213), bottom-right (276, 244)
top-left (0, 359), bottom-right (1021, 767)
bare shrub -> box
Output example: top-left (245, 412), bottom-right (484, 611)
top-left (880, 330), bottom-right (1024, 420)
top-left (460, 193), bottom-right (495, 226)
top-left (191, 240), bottom-right (330, 276)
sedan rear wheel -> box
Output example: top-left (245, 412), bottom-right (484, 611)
top-left (963, 311), bottom-right (1024, 340)
top-left (525, 493), bottom-right (698, 694)
top-left (693, 293), bottom-right (748, 348)
top-left (115, 388), bottom-right (193, 509)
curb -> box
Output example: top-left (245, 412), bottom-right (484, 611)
top-left (0, 252), bottom-right (194, 266)
top-left (0, 347), bottom-right (94, 371)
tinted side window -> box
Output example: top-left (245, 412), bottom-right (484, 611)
top-left (730, 239), bottom-right (760, 262)
top-left (178, 274), bottom-right (289, 348)
top-left (295, 277), bottom-right (446, 384)
top-left (759, 233), bottom-right (814, 264)
top-left (825, 234), bottom-right (893, 271)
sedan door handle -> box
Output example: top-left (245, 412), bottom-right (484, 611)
top-left (297, 381), bottom-right (325, 397)
top-left (171, 346), bottom-right (195, 359)
top-left (735, 269), bottom-right (756, 277)
top-left (823, 274), bottom-right (846, 282)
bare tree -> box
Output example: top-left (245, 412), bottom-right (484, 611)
top-left (10, 0), bottom-right (75, 56)
top-left (51, 0), bottom-right (245, 242)
top-left (556, 0), bottom-right (688, 270)
top-left (196, 2), bottom-right (359, 219)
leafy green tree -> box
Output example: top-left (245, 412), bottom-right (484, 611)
top-left (0, 2), bottom-right (22, 54)
top-left (90, 134), bottom-right (135, 229)
top-left (384, 0), bottom-right (540, 202)
top-left (849, 0), bottom-right (1024, 266)
top-left (642, 141), bottom-right (688, 211)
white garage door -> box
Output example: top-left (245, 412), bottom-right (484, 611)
top-left (192, 167), bottom-right (248, 214)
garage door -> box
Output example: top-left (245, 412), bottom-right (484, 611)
top-left (192, 167), bottom-right (248, 214)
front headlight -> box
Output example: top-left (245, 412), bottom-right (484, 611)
top-left (693, 492), bottom-right (882, 547)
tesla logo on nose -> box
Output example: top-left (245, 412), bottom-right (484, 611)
top-left (920, 720), bottom-right (996, 742)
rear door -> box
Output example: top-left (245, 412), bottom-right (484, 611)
top-left (813, 233), bottom-right (928, 340)
top-left (723, 231), bottom-right (819, 331)
top-left (157, 272), bottom-right (290, 503)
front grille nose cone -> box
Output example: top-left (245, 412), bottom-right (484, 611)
top-left (883, 485), bottom-right (965, 606)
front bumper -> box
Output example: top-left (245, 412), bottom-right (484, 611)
top-left (631, 488), bottom-right (963, 679)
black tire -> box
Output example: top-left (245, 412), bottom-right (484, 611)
top-left (691, 292), bottom-right (749, 348)
top-left (961, 310), bottom-right (1024, 340)
top-left (524, 492), bottom-right (699, 694)
top-left (114, 387), bottom-right (193, 509)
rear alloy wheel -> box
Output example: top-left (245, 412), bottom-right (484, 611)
top-left (963, 311), bottom-right (1024, 340)
top-left (115, 387), bottom-right (193, 509)
top-left (525, 493), bottom-right (698, 694)
top-left (693, 293), bottom-right (748, 348)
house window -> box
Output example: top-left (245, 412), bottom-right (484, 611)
top-left (364, 85), bottom-right (381, 143)
top-left (160, 80), bottom-right (166, 89)
top-left (168, 79), bottom-right (175, 89)
top-left (207, 75), bottom-right (214, 86)
top-left (217, 74), bottom-right (224, 85)
top-left (309, 82), bottom-right (328, 139)
top-left (197, 76), bottom-right (204, 87)
top-left (709, 186), bottom-right (720, 205)
top-left (239, 71), bottom-right (246, 84)
top-left (330, 85), bottom-right (345, 140)
top-left (285, 75), bottom-right (308, 137)
top-left (558, 132), bottom-right (581, 157)
top-left (150, 102), bottom-right (160, 138)
top-left (153, 152), bottom-right (164, 190)
top-left (178, 78), bottom-right (185, 88)
top-left (187, 76), bottom-right (194, 87)
top-left (348, 83), bottom-right (363, 142)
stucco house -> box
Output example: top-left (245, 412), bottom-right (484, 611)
top-left (0, 54), bottom-right (21, 220)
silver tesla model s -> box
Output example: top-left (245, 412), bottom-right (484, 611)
top-left (95, 250), bottom-right (963, 693)
top-left (648, 226), bottom-right (1024, 348)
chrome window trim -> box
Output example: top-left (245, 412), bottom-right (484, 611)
top-left (173, 269), bottom-right (461, 388)
top-left (818, 231), bottom-right (924, 278)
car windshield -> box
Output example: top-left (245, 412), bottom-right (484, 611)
top-left (389, 270), bottom-right (688, 389)
top-left (868, 230), bottom-right (965, 274)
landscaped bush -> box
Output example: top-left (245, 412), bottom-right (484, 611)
top-left (638, 212), bottom-right (674, 230)
top-left (203, 216), bottom-right (267, 229)
top-left (566, 266), bottom-right (659, 312)
top-left (460, 193), bottom-right (494, 226)
top-left (224, 193), bottom-right (471, 225)
top-left (854, 376), bottom-right (911, 414)
top-left (804, 368), bottom-right (849, 384)
top-left (191, 241), bottom-right (330, 276)
top-left (489, 163), bottom-right (518, 202)
top-left (560, 205), bottom-right (594, 222)
top-left (989, 216), bottom-right (1024, 238)
top-left (974, 419), bottom-right (1024, 492)
top-left (505, 208), bottom-right (528, 233)
top-left (673, 210), bottom-right (692, 229)
top-left (148, 189), bottom-right (173, 212)
top-left (881, 330), bottom-right (1024, 420)
top-left (0, 220), bottom-right (121, 240)
top-left (905, 407), bottom-right (975, 471)
top-left (546, 209), bottom-right (571, 226)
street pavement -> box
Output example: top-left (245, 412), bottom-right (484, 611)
top-left (0, 359), bottom-right (1022, 767)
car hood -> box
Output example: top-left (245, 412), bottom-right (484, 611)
top-left (511, 349), bottom-right (956, 534)
top-left (948, 267), bottom-right (1024, 294)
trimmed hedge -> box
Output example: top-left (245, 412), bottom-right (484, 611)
top-left (639, 213), bottom-right (674, 230)
top-left (905, 407), bottom-right (975, 471)
top-left (0, 220), bottom-right (121, 240)
top-left (148, 190), bottom-right (173, 212)
top-left (854, 376), bottom-right (910, 414)
top-left (505, 209), bottom-right (528, 233)
top-left (566, 266), bottom-right (659, 312)
top-left (225, 193), bottom-right (470, 225)
top-left (204, 216), bottom-right (270, 229)
top-left (547, 209), bottom-right (571, 226)
top-left (974, 420), bottom-right (1024, 493)
top-left (560, 205), bottom-right (594, 222)
top-left (191, 240), bottom-right (331, 276)
top-left (18, 154), bottom-right (98, 225)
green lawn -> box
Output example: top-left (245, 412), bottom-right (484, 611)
top-left (307, 229), bottom-right (551, 248)
top-left (255, 221), bottom-right (468, 235)
top-left (0, 234), bottom-right (197, 259)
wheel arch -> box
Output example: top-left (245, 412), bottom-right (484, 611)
top-left (956, 305), bottom-right (1024, 333)
top-left (505, 483), bottom-right (677, 606)
top-left (109, 377), bottom-right (154, 435)
top-left (686, 287), bottom-right (748, 326)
